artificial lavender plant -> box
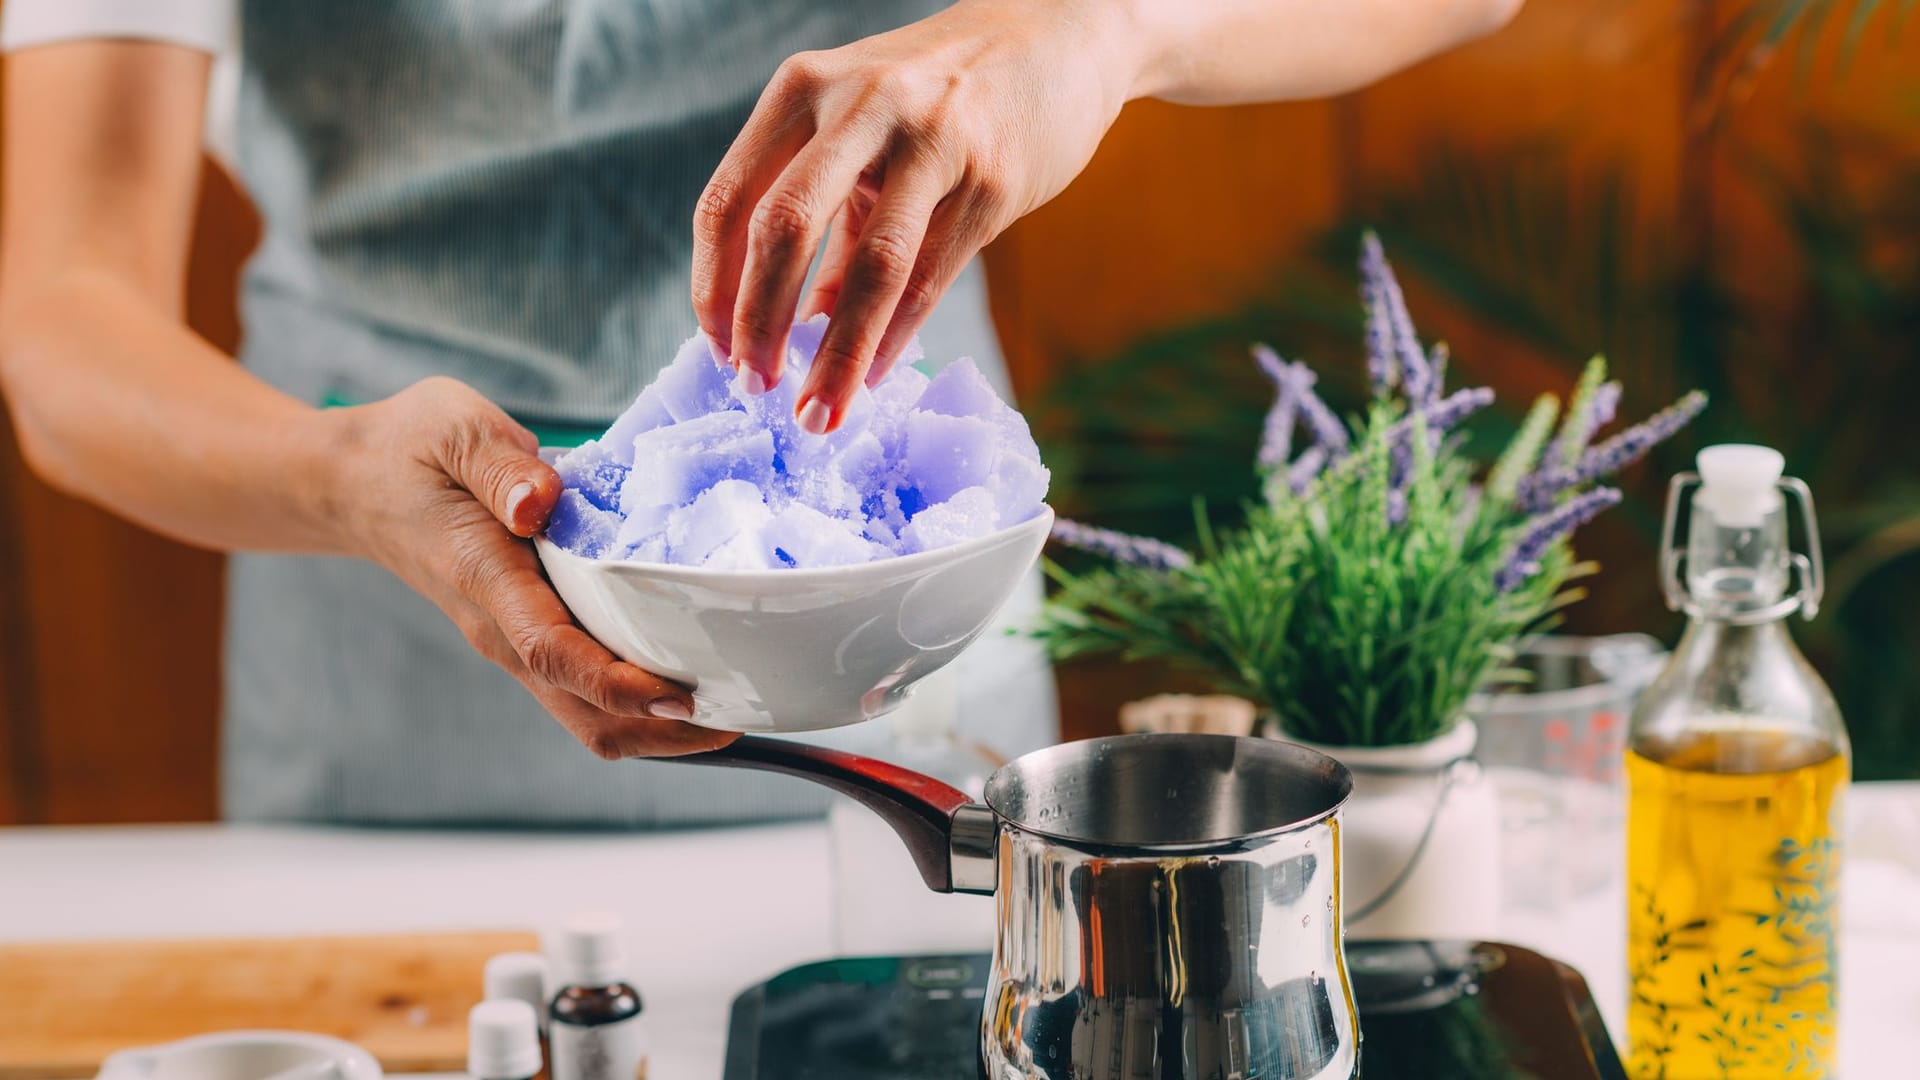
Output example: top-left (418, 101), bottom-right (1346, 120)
top-left (1036, 233), bottom-right (1706, 747)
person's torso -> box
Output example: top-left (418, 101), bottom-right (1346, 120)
top-left (219, 0), bottom-right (1055, 826)
top-left (234, 0), bottom-right (955, 424)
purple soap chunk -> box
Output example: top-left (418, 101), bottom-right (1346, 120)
top-left (549, 321), bottom-right (1048, 565)
top-left (624, 409), bottom-right (777, 511)
top-left (916, 358), bottom-right (1002, 419)
top-left (553, 440), bottom-right (630, 512)
top-left (546, 489), bottom-right (622, 558)
top-left (653, 333), bottom-right (735, 422)
top-left (600, 388), bottom-right (675, 465)
top-left (786, 313), bottom-right (830, 364)
top-left (903, 410), bottom-right (999, 505)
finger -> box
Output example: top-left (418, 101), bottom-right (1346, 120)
top-left (797, 161), bottom-right (952, 432)
top-left (691, 63), bottom-right (820, 364)
top-left (729, 120), bottom-right (890, 394)
top-left (798, 203), bottom-right (860, 320)
top-left (452, 533), bottom-right (698, 722)
top-left (469, 616), bottom-right (736, 759)
top-left (430, 388), bottom-right (561, 537)
top-left (866, 186), bottom-right (1004, 387)
top-left (543, 685), bottom-right (741, 760)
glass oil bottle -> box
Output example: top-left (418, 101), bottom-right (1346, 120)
top-left (1626, 445), bottom-right (1847, 1079)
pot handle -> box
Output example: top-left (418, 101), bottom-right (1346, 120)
top-left (678, 736), bottom-right (994, 894)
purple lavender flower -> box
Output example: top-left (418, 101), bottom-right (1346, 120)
top-left (1386, 386), bottom-right (1494, 499)
top-left (1278, 360), bottom-right (1350, 457)
top-left (1494, 487), bottom-right (1624, 593)
top-left (1051, 519), bottom-right (1192, 571)
top-left (1360, 232), bottom-right (1431, 404)
top-left (1551, 379), bottom-right (1622, 472)
top-left (1287, 445), bottom-right (1330, 495)
top-left (1252, 342), bottom-right (1289, 384)
top-left (1252, 344), bottom-right (1299, 471)
top-left (1517, 391), bottom-right (1707, 512)
top-left (1361, 264), bottom-right (1398, 396)
top-left (1427, 343), bottom-right (1450, 404)
top-left (1590, 381), bottom-right (1622, 435)
top-left (1423, 386), bottom-right (1495, 432)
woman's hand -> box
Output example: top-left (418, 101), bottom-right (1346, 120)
top-left (690, 0), bottom-right (1528, 435)
top-left (691, 0), bottom-right (1143, 433)
top-left (325, 378), bottom-right (733, 759)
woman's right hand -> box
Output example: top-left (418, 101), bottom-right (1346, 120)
top-left (323, 377), bottom-right (734, 759)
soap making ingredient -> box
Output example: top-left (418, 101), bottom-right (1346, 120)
top-left (549, 315), bottom-right (1048, 568)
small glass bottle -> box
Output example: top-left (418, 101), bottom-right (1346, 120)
top-left (828, 665), bottom-right (999, 955)
top-left (484, 951), bottom-right (550, 1042)
top-left (549, 912), bottom-right (647, 1080)
top-left (468, 999), bottom-right (543, 1080)
top-left (1626, 445), bottom-right (1848, 1080)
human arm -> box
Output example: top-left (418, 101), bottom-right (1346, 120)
top-left (0, 41), bottom-right (720, 756)
top-left (691, 0), bottom-right (1523, 430)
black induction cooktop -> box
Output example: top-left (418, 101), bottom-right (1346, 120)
top-left (722, 941), bottom-right (1626, 1080)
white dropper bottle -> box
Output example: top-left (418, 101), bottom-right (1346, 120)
top-left (468, 999), bottom-right (542, 1080)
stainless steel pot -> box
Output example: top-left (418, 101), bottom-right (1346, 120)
top-left (687, 732), bottom-right (1359, 1080)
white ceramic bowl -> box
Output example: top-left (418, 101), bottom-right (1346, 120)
top-left (536, 506), bottom-right (1054, 733)
top-left (94, 1031), bottom-right (382, 1080)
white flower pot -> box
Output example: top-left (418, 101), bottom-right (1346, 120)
top-left (1283, 720), bottom-right (1503, 941)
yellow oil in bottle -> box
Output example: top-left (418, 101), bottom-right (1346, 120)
top-left (1626, 728), bottom-right (1846, 1080)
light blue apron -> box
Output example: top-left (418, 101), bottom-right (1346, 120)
top-left (222, 0), bottom-right (1057, 825)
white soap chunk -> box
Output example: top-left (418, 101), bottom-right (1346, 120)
top-left (986, 452), bottom-right (1051, 527)
top-left (667, 479), bottom-right (773, 565)
top-left (763, 502), bottom-right (882, 568)
top-left (900, 486), bottom-right (1000, 553)
top-left (703, 529), bottom-right (775, 570)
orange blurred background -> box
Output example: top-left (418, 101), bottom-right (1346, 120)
top-left (3, 0), bottom-right (1916, 822)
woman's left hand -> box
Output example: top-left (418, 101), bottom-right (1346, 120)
top-left (690, 0), bottom-right (1143, 433)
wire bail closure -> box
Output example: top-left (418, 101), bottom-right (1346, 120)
top-left (1659, 471), bottom-right (1825, 624)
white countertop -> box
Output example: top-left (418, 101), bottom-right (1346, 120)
top-left (5, 787), bottom-right (1920, 1078)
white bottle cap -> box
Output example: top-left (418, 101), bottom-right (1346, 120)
top-left (483, 951), bottom-right (550, 1032)
top-left (1695, 444), bottom-right (1784, 528)
top-left (556, 910), bottom-right (627, 987)
top-left (468, 999), bottom-right (542, 1080)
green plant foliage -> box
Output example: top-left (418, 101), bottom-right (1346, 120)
top-left (1034, 242), bottom-right (1699, 748)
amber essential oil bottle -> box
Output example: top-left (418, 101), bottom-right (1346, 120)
top-left (549, 911), bottom-right (647, 1080)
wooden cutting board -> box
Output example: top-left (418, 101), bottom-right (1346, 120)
top-left (0, 930), bottom-right (539, 1078)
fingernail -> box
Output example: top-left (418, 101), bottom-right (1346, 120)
top-left (649, 697), bottom-right (693, 722)
top-left (505, 481), bottom-right (536, 524)
top-left (797, 397), bottom-right (832, 436)
top-left (742, 367), bottom-right (769, 396)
